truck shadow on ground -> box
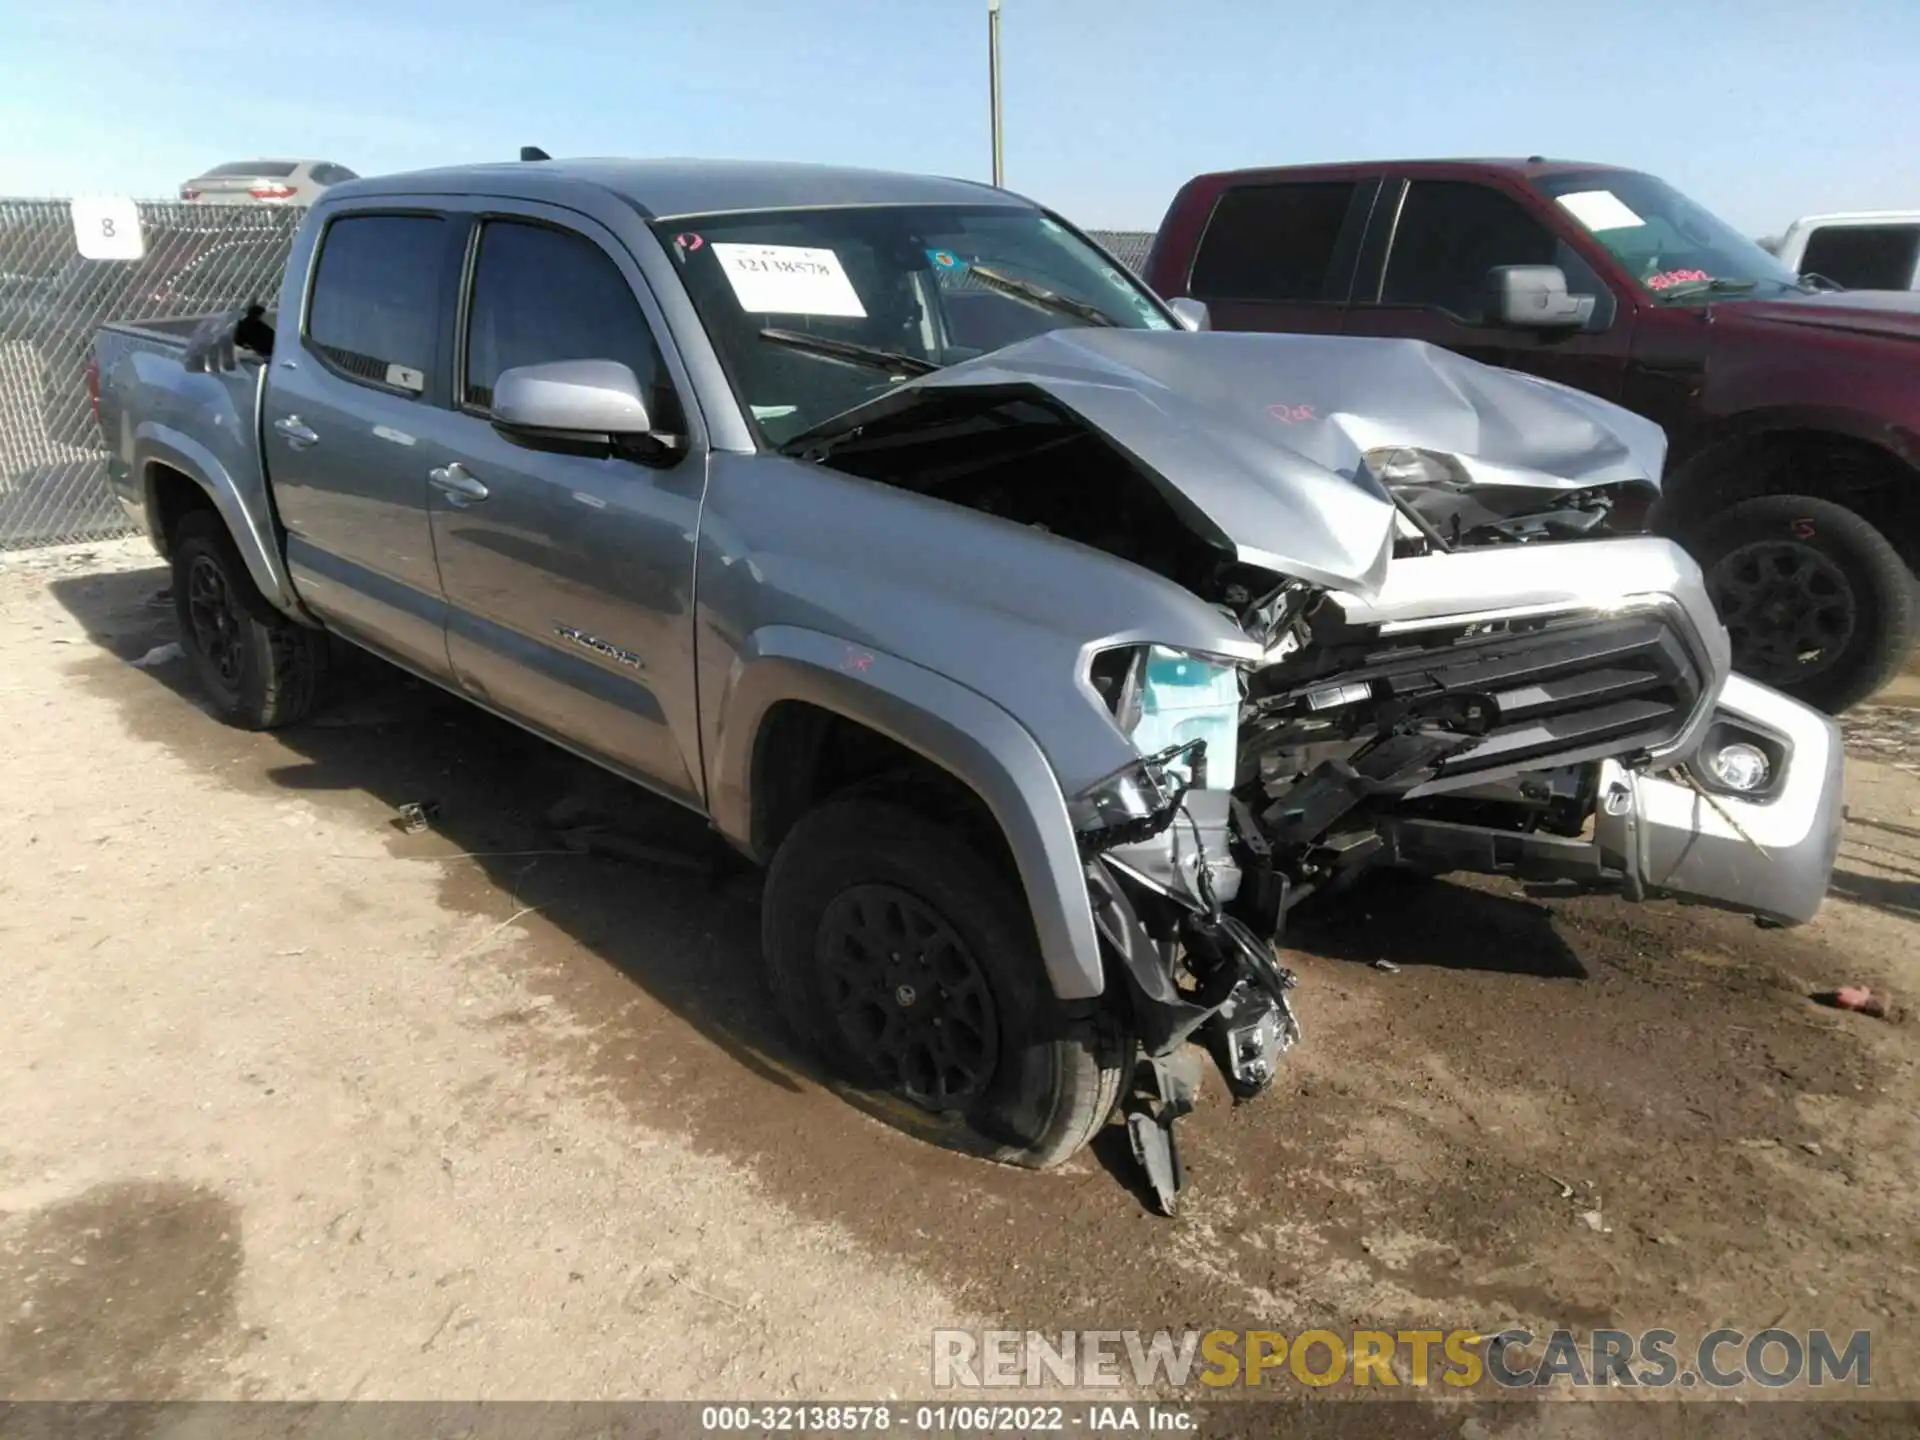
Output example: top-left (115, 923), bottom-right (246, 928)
top-left (46, 564), bottom-right (1907, 1368)
top-left (1285, 873), bottom-right (1587, 979)
top-left (1827, 867), bottom-right (1920, 922)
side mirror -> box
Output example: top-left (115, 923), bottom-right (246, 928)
top-left (1167, 297), bottom-right (1211, 332)
top-left (1486, 265), bottom-right (1596, 330)
top-left (490, 359), bottom-right (658, 452)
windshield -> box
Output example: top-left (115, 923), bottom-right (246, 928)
top-left (1532, 171), bottom-right (1805, 300)
top-left (651, 204), bottom-right (1174, 444)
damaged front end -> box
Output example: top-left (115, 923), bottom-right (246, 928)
top-left (787, 327), bottom-right (1841, 1213)
top-left (1064, 525), bottom-right (1847, 1213)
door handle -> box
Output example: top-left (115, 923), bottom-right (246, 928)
top-left (428, 462), bottom-right (490, 505)
top-left (273, 414), bottom-right (319, 448)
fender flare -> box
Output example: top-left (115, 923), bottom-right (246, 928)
top-left (1671, 404), bottom-right (1920, 480)
top-left (134, 421), bottom-right (311, 621)
top-left (708, 624), bottom-right (1106, 1001)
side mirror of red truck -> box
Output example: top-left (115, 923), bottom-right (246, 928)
top-left (1486, 265), bottom-right (1596, 330)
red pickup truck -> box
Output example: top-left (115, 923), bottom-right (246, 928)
top-left (1145, 159), bottom-right (1920, 712)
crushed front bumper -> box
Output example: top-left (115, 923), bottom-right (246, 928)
top-left (1594, 672), bottom-right (1844, 926)
top-left (1379, 673), bottom-right (1843, 926)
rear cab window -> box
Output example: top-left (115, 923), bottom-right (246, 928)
top-left (1187, 181), bottom-right (1361, 302)
top-left (1798, 225), bottom-right (1920, 290)
top-left (460, 219), bottom-right (679, 426)
top-left (304, 213), bottom-right (447, 396)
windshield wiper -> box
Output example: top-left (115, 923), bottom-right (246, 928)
top-left (1799, 271), bottom-right (1847, 292)
top-left (966, 264), bottom-right (1118, 327)
top-left (1655, 276), bottom-right (1760, 300)
top-left (757, 327), bottom-right (942, 376)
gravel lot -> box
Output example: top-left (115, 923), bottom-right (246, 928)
top-left (3, 540), bottom-right (1919, 1409)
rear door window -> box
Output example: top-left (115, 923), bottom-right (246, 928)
top-left (1381, 180), bottom-right (1603, 322)
top-left (462, 219), bottom-right (673, 419)
top-left (1799, 225), bottom-right (1920, 290)
top-left (305, 214), bottom-right (445, 394)
top-left (1188, 181), bottom-right (1358, 302)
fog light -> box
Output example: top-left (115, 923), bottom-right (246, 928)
top-left (1706, 741), bottom-right (1771, 793)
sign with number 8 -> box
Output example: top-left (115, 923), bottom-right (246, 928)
top-left (70, 196), bottom-right (145, 260)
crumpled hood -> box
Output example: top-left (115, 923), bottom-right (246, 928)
top-left (1709, 288), bottom-right (1920, 343)
top-left (794, 329), bottom-right (1667, 597)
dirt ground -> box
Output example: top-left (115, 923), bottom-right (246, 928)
top-left (3, 539), bottom-right (1919, 1411)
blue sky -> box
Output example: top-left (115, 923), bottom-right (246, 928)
top-left (4, 0), bottom-right (1916, 236)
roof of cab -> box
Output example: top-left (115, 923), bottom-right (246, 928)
top-left (1182, 157), bottom-right (1631, 187)
top-left (325, 157), bottom-right (1025, 220)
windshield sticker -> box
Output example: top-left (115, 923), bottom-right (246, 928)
top-left (674, 232), bottom-right (704, 253)
top-left (750, 404), bottom-right (799, 421)
top-left (1646, 268), bottom-right (1712, 291)
top-left (711, 243), bottom-right (867, 317)
top-left (1555, 190), bottom-right (1646, 232)
top-left (1267, 403), bottom-right (1317, 424)
top-left (926, 248), bottom-right (965, 273)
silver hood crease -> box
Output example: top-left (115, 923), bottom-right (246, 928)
top-left (798, 329), bottom-right (1670, 598)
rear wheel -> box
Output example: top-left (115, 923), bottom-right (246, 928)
top-left (1686, 494), bottom-right (1913, 714)
top-left (763, 795), bottom-right (1126, 1168)
top-left (171, 510), bottom-right (329, 728)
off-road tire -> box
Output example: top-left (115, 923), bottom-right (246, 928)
top-left (763, 795), bottom-right (1126, 1169)
top-left (1683, 494), bottom-right (1913, 714)
top-left (171, 510), bottom-right (329, 729)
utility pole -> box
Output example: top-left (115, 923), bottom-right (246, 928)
top-left (988, 0), bottom-right (1004, 187)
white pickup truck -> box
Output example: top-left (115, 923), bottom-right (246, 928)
top-left (1774, 211), bottom-right (1920, 292)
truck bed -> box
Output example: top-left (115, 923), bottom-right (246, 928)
top-left (94, 313), bottom-right (283, 594)
top-left (101, 315), bottom-right (218, 345)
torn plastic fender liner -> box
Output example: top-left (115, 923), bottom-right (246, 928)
top-left (783, 328), bottom-right (1667, 599)
top-left (1085, 848), bottom-right (1299, 1060)
top-left (1085, 857), bottom-right (1237, 1057)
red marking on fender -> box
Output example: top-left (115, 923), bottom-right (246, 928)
top-left (1267, 403), bottom-right (1316, 424)
top-left (842, 646), bottom-right (874, 673)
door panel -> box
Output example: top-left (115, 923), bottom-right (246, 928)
top-left (429, 423), bottom-right (707, 803)
top-left (425, 212), bottom-right (707, 806)
top-left (268, 210), bottom-right (458, 677)
top-left (1345, 178), bottom-right (1634, 399)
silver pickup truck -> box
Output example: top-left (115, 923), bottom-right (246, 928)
top-left (95, 157), bottom-right (1844, 1211)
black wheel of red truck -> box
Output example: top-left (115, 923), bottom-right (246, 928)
top-left (763, 795), bottom-right (1127, 1169)
top-left (1689, 495), bottom-right (1913, 714)
top-left (170, 510), bottom-right (329, 730)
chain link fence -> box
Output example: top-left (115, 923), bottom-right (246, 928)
top-left (1086, 229), bottom-right (1154, 275)
top-left (0, 200), bottom-right (299, 550)
top-left (0, 208), bottom-right (1154, 552)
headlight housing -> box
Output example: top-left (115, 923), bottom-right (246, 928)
top-left (1073, 644), bottom-right (1244, 846)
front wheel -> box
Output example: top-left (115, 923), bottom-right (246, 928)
top-left (171, 510), bottom-right (329, 729)
top-left (1685, 494), bottom-right (1914, 714)
top-left (762, 795), bottom-right (1127, 1168)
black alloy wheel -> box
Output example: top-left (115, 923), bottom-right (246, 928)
top-left (816, 882), bottom-right (1001, 1110)
top-left (1706, 536), bottom-right (1856, 687)
top-left (1682, 494), bottom-right (1915, 714)
top-left (184, 551), bottom-right (246, 696)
